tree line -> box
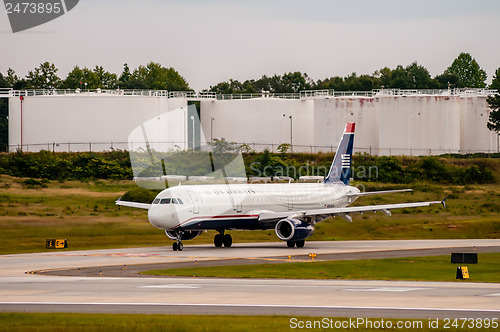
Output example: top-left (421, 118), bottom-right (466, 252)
top-left (208, 53), bottom-right (500, 94)
top-left (0, 62), bottom-right (191, 91)
top-left (0, 52), bottom-right (499, 93)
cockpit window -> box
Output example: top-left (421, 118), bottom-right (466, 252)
top-left (153, 198), bottom-right (160, 204)
top-left (177, 198), bottom-right (184, 204)
top-left (160, 198), bottom-right (171, 204)
top-left (171, 198), bottom-right (178, 204)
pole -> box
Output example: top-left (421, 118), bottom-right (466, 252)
top-left (20, 96), bottom-right (24, 151)
top-left (191, 116), bottom-right (195, 151)
top-left (211, 117), bottom-right (214, 151)
top-left (289, 115), bottom-right (293, 153)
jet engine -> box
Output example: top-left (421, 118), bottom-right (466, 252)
top-left (275, 218), bottom-right (314, 242)
top-left (165, 230), bottom-right (202, 241)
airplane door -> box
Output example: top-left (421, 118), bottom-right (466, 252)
top-left (187, 191), bottom-right (199, 214)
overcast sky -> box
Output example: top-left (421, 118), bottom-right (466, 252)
top-left (1, 0), bottom-right (500, 90)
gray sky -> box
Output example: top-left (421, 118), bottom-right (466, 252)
top-left (1, 0), bottom-right (500, 91)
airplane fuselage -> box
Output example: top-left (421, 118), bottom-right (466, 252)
top-left (147, 183), bottom-right (361, 231)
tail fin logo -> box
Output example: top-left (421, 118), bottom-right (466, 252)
top-left (4, 0), bottom-right (79, 33)
top-left (341, 154), bottom-right (351, 168)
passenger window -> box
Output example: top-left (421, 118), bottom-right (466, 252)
top-left (171, 198), bottom-right (178, 204)
top-left (177, 198), bottom-right (183, 204)
top-left (153, 198), bottom-right (160, 204)
top-left (160, 198), bottom-right (171, 204)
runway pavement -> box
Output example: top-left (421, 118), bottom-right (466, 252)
top-left (0, 239), bottom-right (499, 318)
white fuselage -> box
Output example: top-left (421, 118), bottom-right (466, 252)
top-left (147, 182), bottom-right (360, 231)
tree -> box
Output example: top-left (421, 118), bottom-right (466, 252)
top-left (92, 66), bottom-right (117, 89)
top-left (25, 62), bottom-right (61, 89)
top-left (131, 62), bottom-right (190, 91)
top-left (405, 61), bottom-right (435, 89)
top-left (443, 52), bottom-right (487, 88)
top-left (62, 66), bottom-right (117, 89)
top-left (434, 72), bottom-right (460, 89)
top-left (389, 65), bottom-right (410, 89)
top-left (0, 73), bottom-right (7, 88)
top-left (209, 79), bottom-right (245, 94)
top-left (315, 76), bottom-right (345, 91)
top-left (5, 68), bottom-right (20, 88)
top-left (487, 94), bottom-right (500, 134)
top-left (489, 68), bottom-right (500, 92)
top-left (117, 63), bottom-right (132, 88)
top-left (62, 66), bottom-right (86, 89)
top-left (280, 71), bottom-right (312, 93)
top-left (373, 67), bottom-right (392, 88)
top-left (119, 63), bottom-right (132, 83)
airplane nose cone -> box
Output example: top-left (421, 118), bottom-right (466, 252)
top-left (148, 205), bottom-right (180, 230)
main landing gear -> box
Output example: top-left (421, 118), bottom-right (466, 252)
top-left (214, 230), bottom-right (232, 248)
top-left (172, 231), bottom-right (184, 251)
top-left (286, 240), bottom-right (305, 248)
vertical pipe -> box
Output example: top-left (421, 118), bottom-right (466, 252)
top-left (20, 96), bottom-right (24, 151)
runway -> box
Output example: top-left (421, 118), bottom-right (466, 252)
top-left (1, 239), bottom-right (500, 318)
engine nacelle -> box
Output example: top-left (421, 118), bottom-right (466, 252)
top-left (165, 230), bottom-right (202, 241)
top-left (275, 218), bottom-right (314, 242)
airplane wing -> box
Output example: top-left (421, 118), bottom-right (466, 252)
top-left (258, 199), bottom-right (445, 223)
top-left (115, 198), bottom-right (151, 210)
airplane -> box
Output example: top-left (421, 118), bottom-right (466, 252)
top-left (116, 122), bottom-right (445, 251)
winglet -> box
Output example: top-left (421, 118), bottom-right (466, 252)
top-left (441, 197), bottom-right (447, 209)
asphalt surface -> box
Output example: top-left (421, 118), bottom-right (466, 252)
top-left (37, 245), bottom-right (500, 278)
top-left (0, 239), bottom-right (499, 319)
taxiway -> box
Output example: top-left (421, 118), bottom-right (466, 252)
top-left (0, 239), bottom-right (499, 318)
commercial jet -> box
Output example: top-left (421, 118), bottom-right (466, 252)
top-left (116, 123), bottom-right (445, 251)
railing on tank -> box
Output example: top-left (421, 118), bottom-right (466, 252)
top-left (373, 88), bottom-right (498, 97)
top-left (0, 88), bottom-right (13, 97)
top-left (3, 88), bottom-right (497, 99)
top-left (168, 91), bottom-right (217, 99)
top-left (217, 92), bottom-right (301, 100)
top-left (6, 89), bottom-right (170, 97)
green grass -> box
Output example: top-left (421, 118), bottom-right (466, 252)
top-left (0, 313), bottom-right (491, 332)
top-left (0, 176), bottom-right (498, 255)
top-left (143, 253), bottom-right (500, 283)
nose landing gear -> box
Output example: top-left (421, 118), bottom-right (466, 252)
top-left (172, 231), bottom-right (184, 251)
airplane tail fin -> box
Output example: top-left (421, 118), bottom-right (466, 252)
top-left (324, 123), bottom-right (355, 185)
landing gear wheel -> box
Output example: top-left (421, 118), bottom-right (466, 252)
top-left (178, 242), bottom-right (184, 251)
top-left (286, 241), bottom-right (295, 248)
top-left (214, 234), bottom-right (223, 247)
top-left (173, 242), bottom-right (178, 251)
top-left (223, 234), bottom-right (232, 247)
top-left (296, 240), bottom-right (305, 248)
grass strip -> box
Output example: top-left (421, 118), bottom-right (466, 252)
top-left (143, 253), bottom-right (500, 283)
top-left (0, 313), bottom-right (491, 332)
